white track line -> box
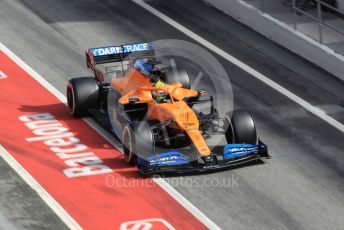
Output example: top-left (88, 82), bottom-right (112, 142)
top-left (132, 0), bottom-right (344, 134)
top-left (0, 145), bottom-right (82, 230)
top-left (0, 43), bottom-right (220, 229)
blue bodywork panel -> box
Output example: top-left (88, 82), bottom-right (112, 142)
top-left (223, 144), bottom-right (259, 160)
top-left (90, 42), bottom-right (150, 57)
top-left (146, 152), bottom-right (189, 166)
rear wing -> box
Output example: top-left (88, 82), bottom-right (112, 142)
top-left (86, 42), bottom-right (154, 67)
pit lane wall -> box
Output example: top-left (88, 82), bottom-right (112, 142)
top-left (204, 0), bottom-right (344, 80)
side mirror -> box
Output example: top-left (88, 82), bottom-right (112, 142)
top-left (198, 89), bottom-right (208, 95)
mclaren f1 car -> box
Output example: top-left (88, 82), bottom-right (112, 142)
top-left (66, 42), bottom-right (269, 174)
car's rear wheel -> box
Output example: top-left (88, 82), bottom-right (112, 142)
top-left (224, 110), bottom-right (257, 144)
top-left (122, 122), bottom-right (154, 165)
top-left (164, 68), bottom-right (191, 89)
top-left (67, 77), bottom-right (99, 117)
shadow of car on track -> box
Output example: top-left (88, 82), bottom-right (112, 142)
top-left (19, 103), bottom-right (75, 120)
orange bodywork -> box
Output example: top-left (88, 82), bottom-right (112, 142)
top-left (111, 68), bottom-right (211, 157)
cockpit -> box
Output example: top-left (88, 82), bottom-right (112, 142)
top-left (151, 90), bottom-right (171, 103)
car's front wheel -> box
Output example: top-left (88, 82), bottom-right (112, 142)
top-left (121, 121), bottom-right (154, 165)
top-left (224, 110), bottom-right (257, 144)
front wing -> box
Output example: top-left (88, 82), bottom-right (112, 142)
top-left (136, 141), bottom-right (270, 174)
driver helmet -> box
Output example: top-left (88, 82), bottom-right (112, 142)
top-left (133, 59), bottom-right (154, 73)
top-left (152, 90), bottom-right (167, 103)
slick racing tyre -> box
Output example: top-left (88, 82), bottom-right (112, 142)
top-left (224, 110), bottom-right (257, 144)
top-left (223, 112), bottom-right (234, 143)
top-left (67, 77), bottom-right (99, 117)
top-left (164, 68), bottom-right (191, 89)
top-left (122, 122), bottom-right (154, 165)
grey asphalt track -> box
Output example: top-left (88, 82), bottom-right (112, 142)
top-left (0, 0), bottom-right (343, 229)
top-left (0, 153), bottom-right (68, 229)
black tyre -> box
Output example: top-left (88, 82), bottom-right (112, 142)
top-left (67, 77), bottom-right (99, 117)
top-left (223, 112), bottom-right (234, 143)
top-left (164, 68), bottom-right (191, 89)
top-left (225, 110), bottom-right (257, 144)
top-left (121, 122), bottom-right (154, 164)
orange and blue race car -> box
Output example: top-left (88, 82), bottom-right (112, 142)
top-left (66, 42), bottom-right (269, 174)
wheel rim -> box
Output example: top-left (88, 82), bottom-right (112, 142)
top-left (67, 85), bottom-right (75, 113)
top-left (122, 128), bottom-right (133, 162)
top-left (224, 116), bottom-right (234, 143)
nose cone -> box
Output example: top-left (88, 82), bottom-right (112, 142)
top-left (153, 101), bottom-right (211, 156)
top-left (170, 102), bottom-right (211, 156)
top-left (171, 102), bottom-right (199, 130)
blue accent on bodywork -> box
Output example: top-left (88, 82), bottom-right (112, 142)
top-left (123, 43), bottom-right (150, 53)
top-left (91, 46), bottom-right (122, 56)
top-left (223, 144), bottom-right (259, 159)
top-left (133, 59), bottom-right (154, 73)
top-left (91, 43), bottom-right (150, 57)
top-left (147, 152), bottom-right (189, 166)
